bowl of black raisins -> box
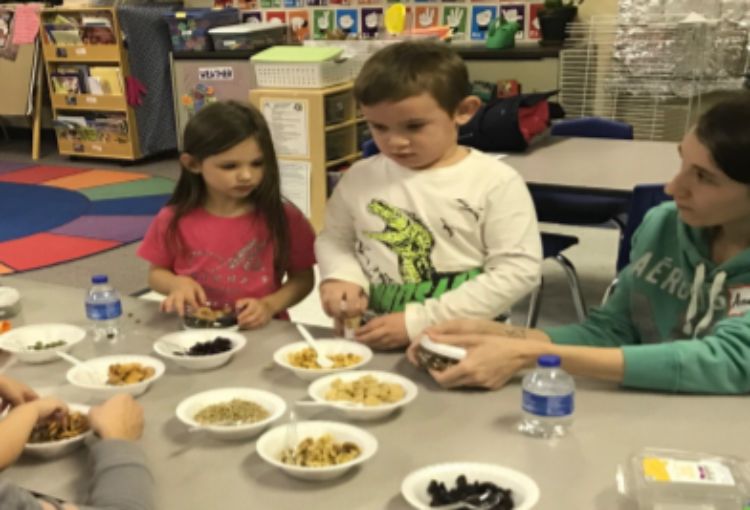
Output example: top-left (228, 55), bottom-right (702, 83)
top-left (153, 330), bottom-right (246, 370)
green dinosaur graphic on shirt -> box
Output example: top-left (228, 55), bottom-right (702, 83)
top-left (364, 199), bottom-right (435, 283)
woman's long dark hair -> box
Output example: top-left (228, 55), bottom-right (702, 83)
top-left (168, 101), bottom-right (289, 280)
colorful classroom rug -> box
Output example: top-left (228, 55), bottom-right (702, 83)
top-left (0, 160), bottom-right (174, 274)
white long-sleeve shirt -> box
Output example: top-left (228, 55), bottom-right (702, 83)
top-left (315, 149), bottom-right (542, 339)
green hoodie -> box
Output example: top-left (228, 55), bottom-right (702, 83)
top-left (544, 202), bottom-right (750, 394)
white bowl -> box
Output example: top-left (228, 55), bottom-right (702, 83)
top-left (23, 403), bottom-right (92, 459)
top-left (256, 420), bottom-right (378, 481)
top-left (176, 387), bottom-right (286, 440)
top-left (66, 355), bottom-right (165, 399)
top-left (153, 330), bottom-right (246, 370)
top-left (0, 323), bottom-right (86, 364)
top-left (307, 370), bottom-right (418, 420)
top-left (273, 340), bottom-right (373, 381)
top-left (401, 462), bottom-right (540, 510)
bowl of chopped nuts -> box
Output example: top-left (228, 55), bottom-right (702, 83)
top-left (256, 420), bottom-right (378, 481)
top-left (272, 340), bottom-right (373, 381)
top-left (176, 387), bottom-right (286, 440)
top-left (153, 330), bottom-right (246, 370)
top-left (66, 355), bottom-right (165, 399)
top-left (307, 370), bottom-right (418, 420)
top-left (0, 323), bottom-right (86, 364)
top-left (23, 403), bottom-right (93, 459)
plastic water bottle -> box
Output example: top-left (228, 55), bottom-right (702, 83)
top-left (518, 354), bottom-right (574, 438)
top-left (85, 275), bottom-right (122, 342)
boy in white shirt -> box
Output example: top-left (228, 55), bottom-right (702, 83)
top-left (315, 40), bottom-right (541, 350)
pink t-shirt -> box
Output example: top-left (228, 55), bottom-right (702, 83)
top-left (137, 203), bottom-right (316, 310)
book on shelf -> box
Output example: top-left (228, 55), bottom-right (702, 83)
top-left (88, 66), bottom-right (123, 95)
top-left (50, 73), bottom-right (84, 94)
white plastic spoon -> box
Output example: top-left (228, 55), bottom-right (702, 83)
top-left (296, 324), bottom-right (333, 369)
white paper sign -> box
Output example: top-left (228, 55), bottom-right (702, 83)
top-left (197, 66), bottom-right (234, 81)
top-left (278, 159), bottom-right (311, 217)
top-left (260, 98), bottom-right (309, 158)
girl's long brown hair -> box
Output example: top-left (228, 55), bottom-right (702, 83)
top-left (167, 101), bottom-right (289, 280)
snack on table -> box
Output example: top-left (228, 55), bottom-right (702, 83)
top-left (29, 411), bottom-right (89, 443)
top-left (325, 375), bottom-right (405, 406)
top-left (428, 475), bottom-right (514, 510)
top-left (193, 399), bottom-right (269, 425)
top-left (184, 304), bottom-right (237, 329)
top-left (184, 336), bottom-right (233, 356)
top-left (287, 348), bottom-right (362, 370)
top-left (107, 363), bottom-right (156, 386)
top-left (281, 434), bottom-right (361, 467)
top-left (28, 340), bottom-right (66, 351)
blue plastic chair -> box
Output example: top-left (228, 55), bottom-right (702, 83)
top-left (360, 139), bottom-right (586, 327)
top-left (601, 184), bottom-right (672, 303)
top-left (532, 117), bottom-right (634, 227)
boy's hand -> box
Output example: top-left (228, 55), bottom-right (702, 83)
top-left (355, 312), bottom-right (409, 350)
top-left (236, 298), bottom-right (274, 329)
top-left (28, 397), bottom-right (68, 421)
top-left (161, 276), bottom-right (206, 317)
top-left (0, 376), bottom-right (38, 412)
top-left (89, 394), bottom-right (143, 441)
top-left (319, 280), bottom-right (367, 319)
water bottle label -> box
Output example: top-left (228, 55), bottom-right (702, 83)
top-left (522, 390), bottom-right (574, 417)
top-left (86, 301), bottom-right (122, 321)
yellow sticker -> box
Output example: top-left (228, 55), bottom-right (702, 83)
top-left (175, 11), bottom-right (187, 19)
top-left (642, 457), bottom-right (670, 482)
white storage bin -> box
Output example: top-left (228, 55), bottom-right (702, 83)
top-left (251, 46), bottom-right (352, 89)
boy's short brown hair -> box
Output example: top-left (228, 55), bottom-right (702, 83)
top-left (354, 40), bottom-right (470, 115)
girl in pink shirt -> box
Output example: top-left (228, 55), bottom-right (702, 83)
top-left (138, 101), bottom-right (316, 329)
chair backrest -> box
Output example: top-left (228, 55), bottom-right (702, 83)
top-left (616, 184), bottom-right (672, 271)
top-left (550, 117), bottom-right (634, 140)
top-left (361, 139), bottom-right (379, 157)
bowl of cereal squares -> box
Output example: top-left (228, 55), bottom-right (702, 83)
top-left (23, 403), bottom-right (93, 459)
top-left (256, 420), bottom-right (378, 481)
top-left (0, 323), bottom-right (86, 364)
top-left (66, 355), bottom-right (165, 399)
top-left (153, 330), bottom-right (246, 370)
top-left (272, 340), bottom-right (373, 381)
top-left (176, 387), bottom-right (287, 440)
top-left (182, 302), bottom-right (238, 330)
top-left (307, 370), bottom-right (419, 420)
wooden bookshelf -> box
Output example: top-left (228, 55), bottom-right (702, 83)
top-left (41, 7), bottom-right (141, 161)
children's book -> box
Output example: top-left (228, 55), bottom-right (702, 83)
top-left (88, 67), bottom-right (123, 95)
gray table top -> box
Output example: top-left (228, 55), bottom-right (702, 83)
top-left (504, 137), bottom-right (681, 193)
top-left (2, 277), bottom-right (748, 509)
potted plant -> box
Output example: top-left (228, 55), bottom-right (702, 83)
top-left (538, 0), bottom-right (583, 46)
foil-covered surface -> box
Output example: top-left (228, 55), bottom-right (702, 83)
top-left (612, 0), bottom-right (749, 97)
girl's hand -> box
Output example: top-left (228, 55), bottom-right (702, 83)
top-left (89, 394), bottom-right (143, 441)
top-left (428, 334), bottom-right (537, 390)
top-left (161, 276), bottom-right (207, 317)
top-left (319, 280), bottom-right (367, 319)
top-left (355, 312), bottom-right (409, 350)
top-left (236, 298), bottom-right (274, 329)
top-left (0, 376), bottom-right (38, 412)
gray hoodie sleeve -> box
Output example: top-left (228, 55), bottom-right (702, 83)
top-left (0, 481), bottom-right (45, 510)
top-left (77, 439), bottom-right (154, 510)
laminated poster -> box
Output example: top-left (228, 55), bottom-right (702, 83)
top-left (260, 98), bottom-right (309, 158)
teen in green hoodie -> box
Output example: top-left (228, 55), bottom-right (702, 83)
top-left (407, 92), bottom-right (750, 394)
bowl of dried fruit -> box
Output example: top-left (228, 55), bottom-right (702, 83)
top-left (401, 462), bottom-right (540, 510)
top-left (66, 355), bottom-right (165, 399)
top-left (256, 420), bottom-right (378, 481)
top-left (176, 387), bottom-right (287, 440)
top-left (153, 330), bottom-right (246, 370)
top-left (182, 302), bottom-right (238, 330)
top-left (272, 340), bottom-right (373, 381)
top-left (307, 370), bottom-right (418, 420)
top-left (0, 323), bottom-right (86, 364)
top-left (23, 403), bottom-right (92, 459)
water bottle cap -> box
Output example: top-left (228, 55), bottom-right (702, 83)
top-left (537, 354), bottom-right (561, 367)
top-left (91, 275), bottom-right (108, 284)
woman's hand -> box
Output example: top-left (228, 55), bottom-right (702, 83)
top-left (161, 276), bottom-right (206, 316)
top-left (354, 312), bottom-right (409, 350)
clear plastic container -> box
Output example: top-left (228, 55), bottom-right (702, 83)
top-left (617, 448), bottom-right (750, 510)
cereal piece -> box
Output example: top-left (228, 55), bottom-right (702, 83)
top-left (325, 375), bottom-right (405, 406)
top-left (107, 363), bottom-right (155, 386)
